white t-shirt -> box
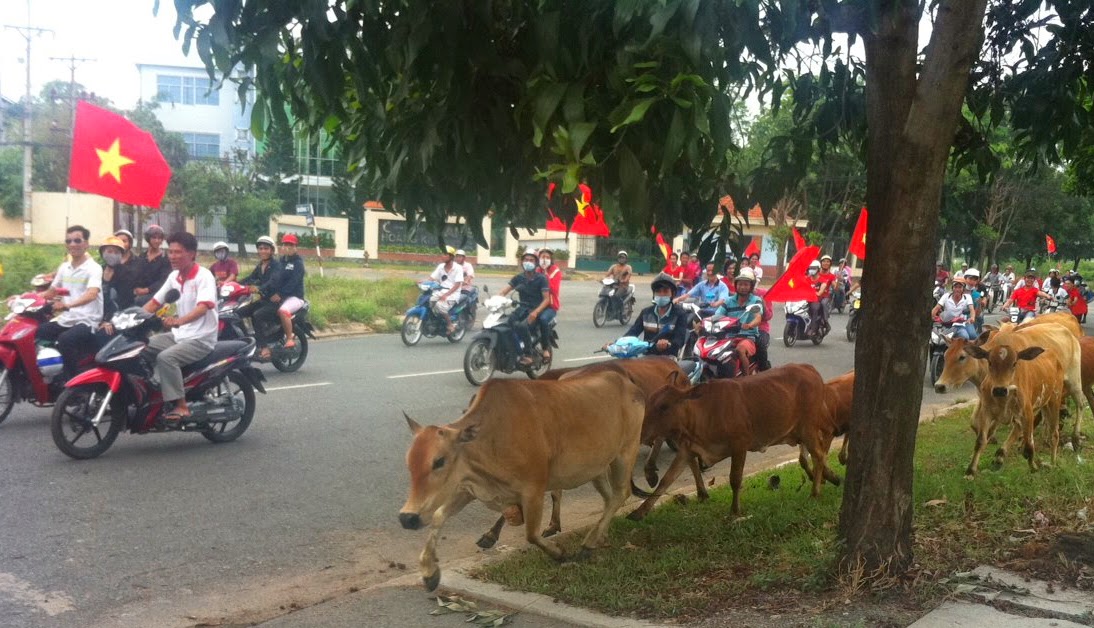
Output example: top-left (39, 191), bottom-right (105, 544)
top-left (750, 264), bottom-right (763, 281)
top-left (1016, 278), bottom-right (1041, 290)
top-left (152, 264), bottom-right (218, 348)
top-left (1002, 272), bottom-right (1016, 285)
top-left (430, 262), bottom-right (464, 298)
top-left (52, 257), bottom-right (103, 328)
top-left (460, 262), bottom-right (475, 285)
top-left (937, 292), bottom-right (973, 322)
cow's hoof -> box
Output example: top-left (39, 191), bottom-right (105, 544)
top-left (542, 524), bottom-right (560, 538)
top-left (644, 469), bottom-right (659, 488)
top-left (673, 494), bottom-right (689, 505)
top-left (423, 570), bottom-right (441, 592)
top-left (696, 491), bottom-right (710, 502)
top-left (476, 533), bottom-right (498, 549)
top-left (626, 509), bottom-right (647, 522)
top-left (990, 459), bottom-right (1004, 472)
top-left (964, 469), bottom-right (977, 480)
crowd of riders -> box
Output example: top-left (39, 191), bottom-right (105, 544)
top-left (26, 226), bottom-right (307, 420)
top-left (933, 262), bottom-right (1089, 330)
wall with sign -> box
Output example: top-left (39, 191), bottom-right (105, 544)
top-left (269, 215), bottom-right (350, 257)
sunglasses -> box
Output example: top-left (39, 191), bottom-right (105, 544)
top-left (64, 238), bottom-right (84, 244)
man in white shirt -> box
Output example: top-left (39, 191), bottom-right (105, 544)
top-left (144, 232), bottom-right (218, 423)
top-left (931, 278), bottom-right (977, 340)
top-left (38, 225), bottom-right (104, 379)
top-left (429, 246), bottom-right (464, 334)
top-left (747, 253), bottom-right (764, 281)
top-left (455, 249), bottom-right (475, 294)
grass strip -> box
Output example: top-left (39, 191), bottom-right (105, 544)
top-left (474, 405), bottom-right (1094, 620)
top-left (304, 275), bottom-right (417, 331)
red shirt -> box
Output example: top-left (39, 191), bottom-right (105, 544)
top-left (681, 261), bottom-right (700, 288)
top-left (1012, 286), bottom-right (1040, 311)
top-left (662, 262), bottom-right (682, 281)
top-left (1068, 287), bottom-right (1088, 315)
top-left (538, 265), bottom-right (562, 310)
top-left (815, 272), bottom-right (837, 296)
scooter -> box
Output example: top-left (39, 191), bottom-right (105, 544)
top-left (845, 289), bottom-right (862, 342)
top-left (783, 300), bottom-right (829, 346)
top-left (463, 294), bottom-right (557, 386)
top-left (693, 305), bottom-right (761, 380)
top-left (928, 317), bottom-right (966, 383)
top-left (401, 281), bottom-right (476, 346)
top-left (592, 278), bottom-right (635, 327)
top-left (217, 281), bottom-right (316, 372)
top-left (50, 290), bottom-right (267, 459)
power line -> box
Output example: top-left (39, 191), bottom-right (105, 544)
top-left (50, 55), bottom-right (95, 195)
top-left (4, 21), bottom-right (53, 242)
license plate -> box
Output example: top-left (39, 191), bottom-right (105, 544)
top-left (853, 299), bottom-right (860, 309)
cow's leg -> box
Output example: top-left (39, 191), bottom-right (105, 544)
top-left (1065, 378), bottom-right (1087, 451)
top-left (419, 491), bottom-right (474, 591)
top-left (838, 436), bottom-right (849, 466)
top-left (627, 448), bottom-right (691, 521)
top-left (809, 435), bottom-right (839, 496)
top-left (994, 417), bottom-right (1024, 469)
top-left (965, 411), bottom-right (990, 478)
top-left (542, 490), bottom-right (562, 538)
top-left (728, 450), bottom-right (748, 516)
top-left (1021, 407), bottom-right (1039, 472)
top-left (519, 487), bottom-right (564, 561)
top-left (689, 455), bottom-right (709, 501)
top-left (644, 438), bottom-right (664, 488)
top-left (476, 516), bottom-right (506, 549)
top-left (1045, 400), bottom-right (1062, 465)
top-left (799, 442), bottom-right (840, 490)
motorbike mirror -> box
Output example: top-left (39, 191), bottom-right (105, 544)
top-left (162, 289), bottom-right (181, 304)
top-left (746, 304), bottom-right (762, 313)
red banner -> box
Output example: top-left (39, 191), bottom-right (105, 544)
top-left (545, 183), bottom-right (611, 237)
top-left (68, 101), bottom-right (171, 207)
top-left (1046, 234), bottom-right (1057, 254)
top-left (792, 227), bottom-right (806, 251)
top-left (765, 245), bottom-right (821, 303)
top-left (848, 207), bottom-right (868, 259)
top-left (742, 238), bottom-right (760, 259)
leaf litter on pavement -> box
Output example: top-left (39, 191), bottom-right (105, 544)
top-left (430, 594), bottom-right (516, 626)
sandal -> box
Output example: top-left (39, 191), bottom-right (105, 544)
top-left (283, 338), bottom-right (297, 349)
top-left (258, 347), bottom-right (272, 360)
top-left (518, 356), bottom-right (535, 367)
top-left (163, 410), bottom-right (189, 424)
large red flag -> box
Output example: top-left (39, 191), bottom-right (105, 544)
top-left (848, 207), bottom-right (868, 259)
top-left (791, 227), bottom-right (806, 251)
top-left (544, 182), bottom-right (611, 237)
top-left (68, 101), bottom-right (172, 207)
top-left (765, 245), bottom-right (821, 303)
top-left (742, 237), bottom-right (761, 259)
top-left (1046, 234), bottom-right (1057, 255)
top-left (650, 225), bottom-right (671, 261)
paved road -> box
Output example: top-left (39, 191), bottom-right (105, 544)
top-left (0, 275), bottom-right (966, 627)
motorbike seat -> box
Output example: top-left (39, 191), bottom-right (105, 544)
top-left (182, 339), bottom-right (256, 375)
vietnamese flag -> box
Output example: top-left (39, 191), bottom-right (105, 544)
top-left (848, 207), bottom-right (868, 259)
top-left (1046, 234), bottom-right (1057, 255)
top-left (651, 226), bottom-right (671, 261)
top-left (544, 182), bottom-right (611, 237)
top-left (742, 237), bottom-right (761, 259)
top-left (765, 245), bottom-right (821, 303)
top-left (68, 101), bottom-right (171, 207)
top-left (792, 227), bottom-right (806, 251)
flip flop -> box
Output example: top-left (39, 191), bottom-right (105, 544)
top-left (283, 338), bottom-right (297, 349)
top-left (163, 410), bottom-right (189, 424)
top-left (518, 356), bottom-right (535, 367)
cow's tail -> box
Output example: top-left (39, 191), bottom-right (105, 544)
top-left (630, 480), bottom-right (653, 498)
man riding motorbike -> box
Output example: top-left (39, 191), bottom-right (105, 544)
top-left (806, 260), bottom-right (833, 337)
top-left (37, 225), bottom-right (104, 380)
top-left (209, 241), bottom-right (239, 287)
top-left (498, 251), bottom-right (551, 366)
top-left (276, 234), bottom-right (307, 350)
top-left (932, 277), bottom-right (977, 339)
top-left (604, 250), bottom-right (634, 303)
top-left (536, 248), bottom-right (562, 361)
top-left (607, 273), bottom-right (696, 372)
top-left (1002, 269), bottom-right (1052, 322)
top-left (713, 268), bottom-right (765, 376)
top-left (675, 263), bottom-right (730, 319)
top-left (962, 268), bottom-right (985, 333)
top-left (428, 246), bottom-right (464, 335)
top-left (240, 235), bottom-right (283, 359)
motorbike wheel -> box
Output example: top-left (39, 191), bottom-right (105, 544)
top-left (401, 315), bottom-right (424, 346)
top-left (811, 330), bottom-right (825, 345)
top-left (463, 338), bottom-right (495, 386)
top-left (50, 383), bottom-right (124, 460)
top-left (592, 300), bottom-right (608, 328)
top-left (272, 335), bottom-right (309, 373)
top-left (0, 366), bottom-right (15, 425)
top-left (447, 312), bottom-right (471, 343)
top-left (929, 353), bottom-right (944, 384)
top-left (620, 299), bottom-right (635, 325)
top-left (783, 322), bottom-right (797, 347)
top-left (846, 315), bottom-right (858, 343)
top-left (527, 352), bottom-right (552, 379)
top-left (202, 371), bottom-right (256, 443)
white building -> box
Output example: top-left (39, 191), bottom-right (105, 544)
top-left (135, 63), bottom-right (255, 160)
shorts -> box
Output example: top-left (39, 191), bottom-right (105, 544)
top-left (735, 338), bottom-right (756, 356)
top-left (278, 296), bottom-right (306, 315)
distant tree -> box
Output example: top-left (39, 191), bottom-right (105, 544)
top-left (0, 149), bottom-right (22, 218)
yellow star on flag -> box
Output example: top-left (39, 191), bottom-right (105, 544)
top-left (96, 139), bottom-right (135, 183)
top-left (574, 195), bottom-right (589, 217)
top-left (788, 278), bottom-right (796, 288)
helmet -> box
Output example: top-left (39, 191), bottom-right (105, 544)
top-left (964, 267), bottom-right (980, 279)
top-left (444, 245), bottom-right (456, 256)
top-left (537, 248), bottom-right (551, 257)
top-left (281, 233), bottom-right (299, 245)
top-left (256, 236), bottom-right (276, 248)
top-left (820, 255), bottom-right (832, 262)
top-left (1025, 268), bottom-right (1037, 277)
top-left (212, 241), bottom-right (230, 253)
top-left (734, 268), bottom-right (757, 284)
top-left (144, 224), bottom-right (165, 240)
top-left (650, 273), bottom-right (676, 293)
top-left (521, 248), bottom-right (537, 261)
top-left (98, 236), bottom-right (125, 254)
top-left (617, 250), bottom-right (629, 260)
top-left (808, 260), bottom-right (821, 270)
top-left (838, 258), bottom-right (846, 264)
top-left (114, 229), bottom-right (134, 242)
top-left (455, 249), bottom-right (466, 257)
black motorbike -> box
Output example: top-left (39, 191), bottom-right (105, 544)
top-left (463, 294), bottom-right (558, 386)
top-left (592, 277), bottom-right (635, 327)
top-left (845, 288), bottom-right (861, 342)
top-left (217, 281), bottom-right (316, 373)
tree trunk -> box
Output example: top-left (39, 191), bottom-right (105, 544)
top-left (839, 0), bottom-right (989, 580)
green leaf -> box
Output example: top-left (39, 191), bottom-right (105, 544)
top-left (249, 100), bottom-right (266, 141)
top-left (661, 108), bottom-right (687, 175)
top-left (610, 98), bottom-right (657, 133)
top-left (569, 122), bottom-right (597, 160)
top-left (533, 82), bottom-right (568, 147)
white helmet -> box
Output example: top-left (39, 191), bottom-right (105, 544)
top-left (733, 268), bottom-right (757, 284)
top-left (965, 267), bottom-right (980, 278)
top-left (213, 241), bottom-right (229, 253)
top-left (820, 255), bottom-right (832, 262)
top-left (808, 260), bottom-right (821, 269)
top-left (617, 250), bottom-right (629, 259)
top-left (255, 236), bottom-right (276, 248)
top-left (455, 249), bottom-right (466, 257)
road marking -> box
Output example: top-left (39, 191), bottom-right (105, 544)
top-left (387, 369), bottom-right (464, 379)
top-left (562, 355), bottom-right (611, 363)
top-left (266, 382), bottom-right (333, 392)
top-left (0, 572), bottom-right (74, 616)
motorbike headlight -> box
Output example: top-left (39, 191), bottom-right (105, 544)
top-left (112, 312), bottom-right (140, 330)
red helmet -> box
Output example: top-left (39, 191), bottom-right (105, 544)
top-left (281, 233), bottom-right (299, 245)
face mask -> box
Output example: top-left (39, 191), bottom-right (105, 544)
top-left (215, 250), bottom-right (228, 261)
top-left (522, 261), bottom-right (536, 272)
top-left (103, 252), bottom-right (122, 267)
top-left (653, 296), bottom-right (671, 307)
top-left (539, 258), bottom-right (550, 268)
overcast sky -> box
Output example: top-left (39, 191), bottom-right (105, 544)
top-left (1, 0), bottom-right (198, 108)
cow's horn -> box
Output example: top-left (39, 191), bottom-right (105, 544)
top-left (403, 412), bottom-right (424, 434)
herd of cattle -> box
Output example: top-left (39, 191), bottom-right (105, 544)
top-left (397, 311), bottom-right (1093, 591)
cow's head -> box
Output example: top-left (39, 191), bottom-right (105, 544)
top-left (398, 412), bottom-right (478, 530)
top-left (643, 379), bottom-right (702, 444)
top-left (935, 337), bottom-right (980, 393)
top-left (964, 343), bottom-right (1045, 399)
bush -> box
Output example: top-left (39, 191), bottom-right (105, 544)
top-left (304, 275), bottom-right (418, 331)
top-left (278, 230), bottom-right (336, 249)
top-left (0, 244), bottom-right (67, 299)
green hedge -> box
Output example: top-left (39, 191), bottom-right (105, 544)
top-left (304, 275), bottom-right (418, 331)
top-left (0, 244), bottom-right (68, 299)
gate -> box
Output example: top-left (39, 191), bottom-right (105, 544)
top-left (573, 237), bottom-right (656, 274)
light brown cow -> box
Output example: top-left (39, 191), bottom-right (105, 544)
top-left (628, 363), bottom-right (829, 519)
top-left (799, 370), bottom-right (855, 478)
top-left (475, 357), bottom-right (686, 549)
top-left (999, 311), bottom-right (1083, 338)
top-left (963, 343), bottom-right (1064, 476)
top-left (399, 372), bottom-right (644, 591)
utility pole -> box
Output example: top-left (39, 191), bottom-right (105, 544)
top-left (4, 20), bottom-right (52, 243)
top-left (50, 54), bottom-right (95, 199)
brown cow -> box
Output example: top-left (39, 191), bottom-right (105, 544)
top-left (1000, 311), bottom-right (1083, 338)
top-left (799, 370), bottom-right (855, 478)
top-left (963, 343), bottom-right (1064, 476)
top-left (399, 372), bottom-right (644, 591)
top-left (628, 363), bottom-right (830, 519)
top-left (475, 357), bottom-right (686, 549)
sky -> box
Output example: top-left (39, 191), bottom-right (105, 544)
top-left (1, 0), bottom-right (200, 109)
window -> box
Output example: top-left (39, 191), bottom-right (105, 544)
top-left (182, 132), bottom-right (221, 160)
top-left (156, 74), bottom-right (220, 106)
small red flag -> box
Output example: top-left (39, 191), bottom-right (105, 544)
top-left (742, 237), bottom-right (761, 259)
top-left (848, 207), bottom-right (868, 259)
top-left (792, 227), bottom-right (806, 251)
top-left (1046, 234), bottom-right (1057, 255)
top-left (654, 231), bottom-right (670, 261)
top-left (68, 101), bottom-right (172, 207)
top-left (544, 182), bottom-right (610, 237)
top-left (765, 245), bottom-right (821, 303)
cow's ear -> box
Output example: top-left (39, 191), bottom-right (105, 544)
top-left (687, 386), bottom-right (704, 399)
top-left (963, 345), bottom-right (989, 360)
top-left (942, 334), bottom-right (952, 347)
top-left (403, 412), bottom-right (423, 435)
top-left (1017, 346), bottom-right (1045, 361)
top-left (983, 324), bottom-right (998, 333)
top-left (668, 371), bottom-right (682, 386)
top-left (974, 330), bottom-right (992, 346)
top-left (458, 424), bottom-right (479, 443)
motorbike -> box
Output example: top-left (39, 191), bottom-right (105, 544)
top-left (463, 294), bottom-right (558, 386)
top-left (845, 289), bottom-right (862, 342)
top-left (783, 300), bottom-right (829, 346)
top-left (0, 286), bottom-right (82, 425)
top-left (932, 281), bottom-right (946, 302)
top-left (675, 300), bottom-right (703, 361)
top-left (401, 281), bottom-right (477, 346)
top-left (50, 290), bottom-right (267, 459)
top-left (217, 281), bottom-right (316, 372)
top-left (928, 317), bottom-right (966, 383)
top-left (693, 305), bottom-right (761, 380)
top-left (592, 278), bottom-right (635, 327)
top-left (832, 279), bottom-right (849, 314)
top-left (987, 280), bottom-right (1003, 313)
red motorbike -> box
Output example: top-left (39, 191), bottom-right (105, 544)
top-left (50, 290), bottom-right (267, 459)
top-left (693, 303), bottom-right (763, 381)
top-left (0, 284), bottom-right (86, 425)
